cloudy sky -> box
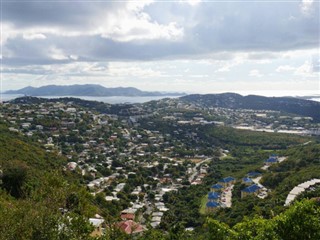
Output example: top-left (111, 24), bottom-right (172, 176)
top-left (1, 0), bottom-right (319, 96)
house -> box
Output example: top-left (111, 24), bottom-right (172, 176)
top-left (210, 184), bottom-right (223, 192)
top-left (206, 201), bottom-right (220, 212)
top-left (208, 192), bottom-right (220, 202)
top-left (117, 220), bottom-right (145, 234)
top-left (89, 218), bottom-right (105, 237)
top-left (265, 157), bottom-right (278, 166)
top-left (67, 162), bottom-right (77, 171)
top-left (121, 208), bottom-right (137, 215)
top-left (241, 184), bottom-right (261, 198)
top-left (242, 177), bottom-right (253, 185)
top-left (152, 212), bottom-right (164, 217)
top-left (121, 213), bottom-right (135, 221)
top-left (218, 177), bottom-right (236, 188)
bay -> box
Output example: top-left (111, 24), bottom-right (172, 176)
top-left (0, 94), bottom-right (180, 104)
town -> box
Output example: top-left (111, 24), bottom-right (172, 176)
top-left (0, 96), bottom-right (319, 237)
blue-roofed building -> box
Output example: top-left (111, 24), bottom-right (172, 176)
top-left (206, 201), bottom-right (220, 212)
top-left (265, 157), bottom-right (278, 166)
top-left (242, 177), bottom-right (253, 185)
top-left (241, 184), bottom-right (261, 198)
top-left (208, 192), bottom-right (220, 202)
top-left (218, 176), bottom-right (236, 188)
top-left (247, 172), bottom-right (261, 178)
top-left (210, 184), bottom-right (223, 192)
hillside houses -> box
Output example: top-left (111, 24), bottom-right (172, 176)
top-left (210, 184), bottom-right (223, 192)
top-left (241, 184), bottom-right (261, 198)
top-left (218, 176), bottom-right (236, 188)
top-left (2, 96), bottom-right (310, 236)
top-left (264, 155), bottom-right (279, 166)
top-left (206, 177), bottom-right (236, 212)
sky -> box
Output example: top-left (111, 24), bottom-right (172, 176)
top-left (1, 0), bottom-right (319, 96)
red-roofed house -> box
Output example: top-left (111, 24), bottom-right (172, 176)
top-left (117, 220), bottom-right (145, 235)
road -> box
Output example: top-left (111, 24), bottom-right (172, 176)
top-left (188, 157), bottom-right (212, 182)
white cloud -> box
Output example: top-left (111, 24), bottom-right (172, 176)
top-left (3, 1), bottom-right (184, 45)
top-left (276, 65), bottom-right (295, 72)
top-left (294, 61), bottom-right (314, 76)
top-left (249, 69), bottom-right (263, 78)
top-left (107, 62), bottom-right (163, 78)
top-left (49, 47), bottom-right (68, 60)
top-left (185, 0), bottom-right (202, 6)
top-left (99, 6), bottom-right (184, 42)
top-left (301, 0), bottom-right (314, 15)
top-left (23, 33), bottom-right (46, 40)
top-left (276, 61), bottom-right (318, 77)
top-left (216, 65), bottom-right (231, 73)
top-left (1, 23), bottom-right (18, 46)
top-left (69, 55), bottom-right (79, 61)
top-left (215, 55), bottom-right (246, 72)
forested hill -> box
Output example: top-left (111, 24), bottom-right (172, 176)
top-left (5, 84), bottom-right (184, 97)
top-left (180, 93), bottom-right (320, 121)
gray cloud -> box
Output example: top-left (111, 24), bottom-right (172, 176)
top-left (2, 1), bottom-right (319, 66)
top-left (3, 1), bottom-right (120, 29)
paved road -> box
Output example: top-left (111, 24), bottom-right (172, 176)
top-left (222, 185), bottom-right (234, 208)
top-left (188, 158), bottom-right (212, 182)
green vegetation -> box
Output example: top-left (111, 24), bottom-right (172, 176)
top-left (135, 199), bottom-right (320, 240)
top-left (1, 95), bottom-right (320, 239)
top-left (0, 123), bottom-right (99, 239)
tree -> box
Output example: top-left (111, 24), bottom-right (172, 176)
top-left (274, 199), bottom-right (320, 240)
top-left (233, 216), bottom-right (278, 240)
top-left (203, 218), bottom-right (236, 240)
top-left (2, 160), bottom-right (28, 198)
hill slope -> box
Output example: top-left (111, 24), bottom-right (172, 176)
top-left (0, 122), bottom-right (99, 239)
top-left (180, 93), bottom-right (320, 121)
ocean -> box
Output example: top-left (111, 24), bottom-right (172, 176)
top-left (1, 93), bottom-right (320, 104)
top-left (0, 94), bottom-right (180, 104)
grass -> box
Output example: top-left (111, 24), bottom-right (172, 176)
top-left (220, 155), bottom-right (235, 160)
top-left (199, 194), bottom-right (208, 215)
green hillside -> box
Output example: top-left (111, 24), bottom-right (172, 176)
top-left (0, 117), bottom-right (320, 239)
top-left (0, 122), bottom-right (99, 240)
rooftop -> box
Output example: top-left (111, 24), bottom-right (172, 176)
top-left (219, 176), bottom-right (235, 183)
top-left (208, 192), bottom-right (220, 199)
top-left (242, 184), bottom-right (261, 193)
top-left (211, 184), bottom-right (223, 189)
top-left (206, 201), bottom-right (220, 208)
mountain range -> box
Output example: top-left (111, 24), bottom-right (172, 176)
top-left (5, 84), bottom-right (185, 97)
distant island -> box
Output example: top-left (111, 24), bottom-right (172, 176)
top-left (5, 84), bottom-right (186, 97)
